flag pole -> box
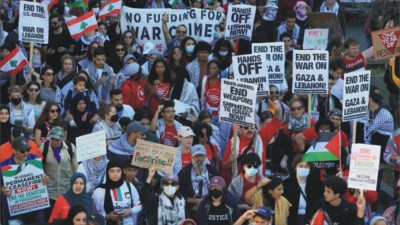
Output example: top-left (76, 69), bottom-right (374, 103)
top-left (339, 123), bottom-right (342, 171)
top-left (352, 120), bottom-right (357, 144)
top-left (29, 0), bottom-right (37, 80)
top-left (307, 94), bottom-right (311, 128)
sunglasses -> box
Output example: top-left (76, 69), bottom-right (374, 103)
top-left (49, 109), bottom-right (60, 113)
top-left (246, 164), bottom-right (259, 169)
top-left (44, 72), bottom-right (54, 76)
top-left (124, 36), bottom-right (133, 39)
top-left (270, 91), bottom-right (279, 95)
top-left (51, 22), bottom-right (58, 25)
top-left (282, 39), bottom-right (291, 42)
top-left (29, 88), bottom-right (39, 92)
top-left (19, 149), bottom-right (30, 153)
top-left (116, 48), bottom-right (125, 52)
top-left (176, 30), bottom-right (186, 34)
top-left (291, 106), bottom-right (303, 111)
top-left (51, 138), bottom-right (61, 141)
top-left (163, 182), bottom-right (178, 186)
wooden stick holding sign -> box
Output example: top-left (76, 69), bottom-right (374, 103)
top-left (231, 127), bottom-right (238, 176)
top-left (307, 94), bottom-right (312, 128)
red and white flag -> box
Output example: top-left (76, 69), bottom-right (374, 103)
top-left (41, 0), bottom-right (58, 10)
top-left (66, 11), bottom-right (98, 39)
top-left (0, 47), bottom-right (28, 75)
top-left (98, 0), bottom-right (122, 19)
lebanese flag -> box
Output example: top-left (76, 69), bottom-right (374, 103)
top-left (0, 47), bottom-right (28, 75)
top-left (41, 0), bottom-right (58, 10)
top-left (66, 11), bottom-right (98, 39)
top-left (311, 210), bottom-right (327, 225)
top-left (303, 132), bottom-right (340, 162)
top-left (98, 0), bottom-right (122, 19)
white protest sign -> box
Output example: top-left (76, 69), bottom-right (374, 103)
top-left (225, 4), bottom-right (256, 41)
top-left (219, 79), bottom-right (256, 128)
top-left (233, 54), bottom-right (269, 96)
top-left (18, 1), bottom-right (49, 44)
top-left (252, 42), bottom-right (285, 84)
top-left (2, 159), bottom-right (50, 216)
top-left (348, 144), bottom-right (381, 191)
top-left (292, 50), bottom-right (329, 94)
top-left (342, 70), bottom-right (371, 122)
top-left (303, 28), bottom-right (329, 50)
top-left (76, 130), bottom-right (107, 162)
top-left (121, 7), bottom-right (224, 52)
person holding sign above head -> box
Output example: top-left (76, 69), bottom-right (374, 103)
top-left (0, 136), bottom-right (47, 225)
top-left (142, 167), bottom-right (186, 225)
top-left (92, 160), bottom-right (142, 225)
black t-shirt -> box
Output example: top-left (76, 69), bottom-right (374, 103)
top-left (207, 203), bottom-right (232, 225)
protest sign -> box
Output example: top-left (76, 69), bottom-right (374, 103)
top-left (233, 54), bottom-right (269, 96)
top-left (342, 70), bottom-right (371, 122)
top-left (18, 1), bottom-right (49, 44)
top-left (225, 5), bottom-right (256, 41)
top-left (371, 26), bottom-right (400, 60)
top-left (121, 7), bottom-right (224, 52)
top-left (1, 159), bottom-right (50, 216)
top-left (219, 79), bottom-right (257, 128)
top-left (252, 42), bottom-right (285, 84)
top-left (132, 139), bottom-right (177, 174)
top-left (307, 12), bottom-right (342, 43)
top-left (292, 50), bottom-right (329, 94)
top-left (76, 130), bottom-right (107, 162)
top-left (348, 144), bottom-right (380, 191)
top-left (303, 28), bottom-right (329, 50)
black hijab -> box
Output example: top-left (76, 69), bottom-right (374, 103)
top-left (60, 205), bottom-right (87, 225)
top-left (0, 105), bottom-right (11, 145)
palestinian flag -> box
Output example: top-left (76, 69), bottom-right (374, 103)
top-left (69, 0), bottom-right (88, 8)
top-left (303, 132), bottom-right (341, 162)
top-left (168, 0), bottom-right (179, 9)
top-left (98, 0), bottom-right (122, 19)
top-left (0, 47), bottom-right (28, 75)
top-left (66, 11), bottom-right (98, 39)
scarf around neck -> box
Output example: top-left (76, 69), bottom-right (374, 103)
top-left (288, 113), bottom-right (308, 131)
top-left (63, 173), bottom-right (94, 214)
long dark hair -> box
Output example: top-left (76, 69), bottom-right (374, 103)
top-left (168, 46), bottom-right (186, 68)
top-left (34, 102), bottom-right (64, 129)
top-left (212, 38), bottom-right (233, 70)
top-left (149, 59), bottom-right (171, 85)
top-left (170, 65), bottom-right (190, 100)
top-left (40, 65), bottom-right (57, 90)
top-left (261, 175), bottom-right (283, 206)
top-left (23, 81), bottom-right (44, 104)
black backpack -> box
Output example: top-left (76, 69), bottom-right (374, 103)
top-left (42, 140), bottom-right (73, 165)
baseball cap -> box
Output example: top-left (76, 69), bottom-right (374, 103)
top-left (123, 54), bottom-right (136, 64)
top-left (254, 207), bottom-right (272, 219)
top-left (178, 126), bottom-right (195, 137)
top-left (126, 121), bottom-right (150, 135)
top-left (12, 136), bottom-right (31, 152)
top-left (370, 85), bottom-right (384, 102)
top-left (161, 173), bottom-right (179, 183)
top-left (87, 213), bottom-right (106, 225)
top-left (191, 144), bottom-right (206, 156)
top-left (208, 176), bottom-right (226, 189)
top-left (143, 42), bottom-right (155, 55)
top-left (12, 126), bottom-right (28, 138)
top-left (50, 126), bottom-right (64, 140)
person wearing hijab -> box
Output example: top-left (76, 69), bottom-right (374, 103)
top-left (49, 173), bottom-right (94, 222)
top-left (59, 205), bottom-right (88, 225)
top-left (92, 160), bottom-right (142, 225)
top-left (77, 155), bottom-right (109, 194)
top-left (0, 105), bottom-right (11, 145)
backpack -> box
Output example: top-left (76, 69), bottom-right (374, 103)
top-left (42, 140), bottom-right (73, 165)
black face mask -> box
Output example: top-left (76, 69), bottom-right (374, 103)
top-left (209, 189), bottom-right (223, 199)
top-left (110, 114), bottom-right (119, 122)
top-left (10, 98), bottom-right (22, 106)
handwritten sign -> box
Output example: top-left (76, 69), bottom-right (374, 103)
top-left (76, 130), bottom-right (107, 162)
top-left (371, 26), bottom-right (400, 60)
top-left (132, 139), bottom-right (177, 174)
top-left (252, 42), bottom-right (285, 84)
top-left (303, 28), bottom-right (329, 50)
top-left (348, 144), bottom-right (380, 191)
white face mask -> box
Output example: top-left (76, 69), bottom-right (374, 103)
top-left (296, 167), bottom-right (310, 178)
top-left (185, 45), bottom-right (195, 54)
top-left (163, 186), bottom-right (177, 196)
top-left (245, 167), bottom-right (258, 177)
top-left (219, 51), bottom-right (228, 57)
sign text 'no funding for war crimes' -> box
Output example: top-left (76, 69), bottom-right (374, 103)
top-left (219, 79), bottom-right (256, 128)
top-left (342, 70), bottom-right (371, 122)
top-left (1, 159), bottom-right (50, 216)
top-left (233, 54), bottom-right (269, 96)
top-left (18, 1), bottom-right (49, 44)
top-left (292, 50), bottom-right (329, 94)
top-left (348, 144), bottom-right (380, 191)
top-left (76, 130), bottom-right (107, 162)
top-left (225, 4), bottom-right (256, 41)
top-left (303, 28), bottom-right (329, 50)
top-left (252, 42), bottom-right (285, 84)
top-left (121, 7), bottom-right (224, 52)
top-left (132, 139), bottom-right (177, 174)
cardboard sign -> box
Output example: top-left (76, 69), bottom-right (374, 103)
top-left (132, 139), bottom-right (177, 174)
top-left (252, 42), bottom-right (285, 84)
top-left (121, 7), bottom-right (224, 52)
top-left (307, 12), bottom-right (342, 43)
top-left (1, 159), bottom-right (50, 216)
top-left (371, 26), bottom-right (400, 60)
top-left (233, 54), bottom-right (269, 96)
top-left (18, 1), bottom-right (49, 44)
top-left (76, 130), bottom-right (107, 162)
top-left (303, 28), bottom-right (329, 50)
top-left (342, 70), bottom-right (371, 122)
top-left (219, 79), bottom-right (257, 128)
top-left (225, 4), bottom-right (256, 41)
top-left (292, 50), bottom-right (329, 94)
top-left (348, 144), bottom-right (381, 191)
